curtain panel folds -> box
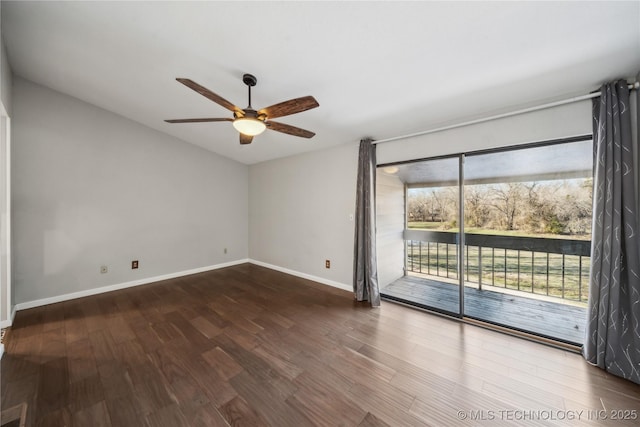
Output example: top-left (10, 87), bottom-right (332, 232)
top-left (353, 139), bottom-right (381, 307)
top-left (584, 80), bottom-right (640, 384)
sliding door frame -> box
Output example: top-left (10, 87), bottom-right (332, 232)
top-left (379, 133), bottom-right (593, 325)
top-left (458, 154), bottom-right (465, 317)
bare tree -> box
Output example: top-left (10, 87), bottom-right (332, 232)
top-left (465, 186), bottom-right (490, 227)
top-left (430, 188), bottom-right (458, 228)
top-left (407, 193), bottom-right (427, 222)
top-left (522, 182), bottom-right (561, 234)
top-left (554, 179), bottom-right (593, 235)
top-left (490, 183), bottom-right (524, 231)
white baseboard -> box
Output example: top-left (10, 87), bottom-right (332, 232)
top-left (14, 259), bottom-right (249, 312)
top-left (0, 343), bottom-right (4, 359)
top-left (12, 258), bottom-right (351, 314)
top-left (249, 259), bottom-right (352, 292)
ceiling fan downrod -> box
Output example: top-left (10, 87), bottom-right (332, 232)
top-left (243, 73), bottom-right (258, 109)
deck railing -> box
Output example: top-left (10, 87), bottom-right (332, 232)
top-left (404, 229), bottom-right (591, 302)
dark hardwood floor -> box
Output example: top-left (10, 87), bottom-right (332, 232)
top-left (1, 263), bottom-right (639, 426)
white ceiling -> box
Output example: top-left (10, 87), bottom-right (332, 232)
top-left (2, 1), bottom-right (639, 165)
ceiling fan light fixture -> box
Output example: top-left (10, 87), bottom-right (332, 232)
top-left (232, 117), bottom-right (267, 136)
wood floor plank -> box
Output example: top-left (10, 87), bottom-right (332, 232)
top-left (178, 402), bottom-right (229, 427)
top-left (287, 371), bottom-right (367, 427)
top-left (143, 403), bottom-right (190, 427)
top-left (36, 357), bottom-right (70, 415)
top-left (63, 301), bottom-right (88, 345)
top-left (68, 374), bottom-right (105, 414)
top-left (164, 311), bottom-right (214, 350)
top-left (126, 363), bottom-right (177, 416)
top-left (218, 395), bottom-right (270, 427)
top-left (2, 264), bottom-right (639, 427)
top-left (34, 407), bottom-right (73, 427)
top-left (147, 347), bottom-right (210, 409)
top-left (150, 321), bottom-right (184, 344)
top-left (201, 346), bottom-right (243, 380)
top-left (229, 370), bottom-right (314, 427)
top-left (67, 338), bottom-right (98, 383)
top-left (252, 343), bottom-right (304, 381)
top-left (113, 339), bottom-right (147, 368)
top-left (346, 380), bottom-right (429, 427)
top-left (189, 316), bottom-right (223, 339)
top-left (105, 396), bottom-right (145, 427)
top-left (129, 321), bottom-right (164, 354)
top-left (36, 327), bottom-right (66, 365)
top-left (358, 412), bottom-right (392, 427)
top-left (158, 344), bottom-right (238, 407)
top-left (106, 315), bottom-right (136, 345)
top-left (97, 361), bottom-right (134, 401)
top-left (72, 400), bottom-right (112, 427)
top-left (88, 330), bottom-right (117, 366)
top-left (41, 304), bottom-right (66, 333)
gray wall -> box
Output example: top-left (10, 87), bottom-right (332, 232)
top-left (1, 35), bottom-right (12, 115)
top-left (12, 78), bottom-right (248, 304)
top-left (249, 143), bottom-right (358, 289)
top-left (376, 170), bottom-right (405, 288)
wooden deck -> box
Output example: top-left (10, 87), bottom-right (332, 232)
top-left (381, 275), bottom-right (587, 345)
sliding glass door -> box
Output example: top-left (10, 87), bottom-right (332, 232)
top-left (462, 140), bottom-right (592, 343)
top-left (382, 156), bottom-right (461, 316)
top-left (379, 137), bottom-right (592, 345)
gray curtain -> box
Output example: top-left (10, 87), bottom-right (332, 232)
top-left (584, 80), bottom-right (640, 384)
top-left (353, 138), bottom-right (380, 307)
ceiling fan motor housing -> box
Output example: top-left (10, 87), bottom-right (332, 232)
top-left (242, 74), bottom-right (258, 87)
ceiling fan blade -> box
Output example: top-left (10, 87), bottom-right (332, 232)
top-left (258, 96), bottom-right (319, 119)
top-left (266, 121), bottom-right (316, 138)
top-left (176, 78), bottom-right (242, 113)
top-left (239, 134), bottom-right (254, 145)
top-left (165, 118), bottom-right (233, 123)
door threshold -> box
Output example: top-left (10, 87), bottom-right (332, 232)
top-left (462, 317), bottom-right (582, 353)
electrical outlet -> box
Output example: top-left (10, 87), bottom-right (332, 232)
top-left (325, 260), bottom-right (331, 269)
top-left (100, 265), bottom-right (108, 274)
top-left (132, 260), bottom-right (139, 269)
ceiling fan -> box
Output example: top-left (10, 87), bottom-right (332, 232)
top-left (165, 74), bottom-right (319, 145)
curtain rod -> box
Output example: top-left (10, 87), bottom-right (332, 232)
top-left (372, 81), bottom-right (640, 145)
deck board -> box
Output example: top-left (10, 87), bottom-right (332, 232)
top-left (381, 275), bottom-right (587, 344)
